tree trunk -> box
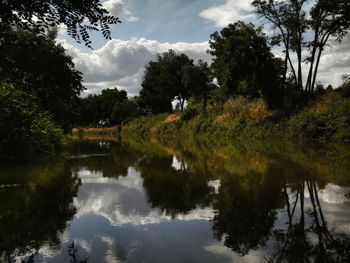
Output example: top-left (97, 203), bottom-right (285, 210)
top-left (180, 98), bottom-right (185, 111)
top-left (202, 96), bottom-right (207, 115)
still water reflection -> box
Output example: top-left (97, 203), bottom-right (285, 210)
top-left (1, 139), bottom-right (350, 262)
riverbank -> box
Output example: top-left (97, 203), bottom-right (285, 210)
top-left (73, 90), bottom-right (350, 144)
top-left (71, 126), bottom-right (120, 142)
top-left (122, 90), bottom-right (350, 143)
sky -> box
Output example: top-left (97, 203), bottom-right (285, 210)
top-left (58, 0), bottom-right (350, 96)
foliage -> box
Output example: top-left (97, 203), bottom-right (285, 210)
top-left (0, 0), bottom-right (121, 48)
top-left (78, 88), bottom-right (142, 126)
top-left (181, 60), bottom-right (216, 113)
top-left (288, 92), bottom-right (350, 141)
top-left (111, 97), bottom-right (141, 124)
top-left (209, 22), bottom-right (282, 107)
top-left (0, 27), bottom-right (84, 131)
top-left (123, 91), bottom-right (350, 143)
top-left (0, 82), bottom-right (64, 163)
top-left (139, 50), bottom-right (194, 113)
top-left (122, 114), bottom-right (169, 138)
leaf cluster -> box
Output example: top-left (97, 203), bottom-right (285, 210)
top-left (0, 0), bottom-right (121, 48)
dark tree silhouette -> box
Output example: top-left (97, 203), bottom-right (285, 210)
top-left (77, 88), bottom-right (140, 126)
top-left (212, 170), bottom-right (284, 255)
top-left (182, 60), bottom-right (215, 113)
top-left (0, 27), bottom-right (84, 132)
top-left (139, 50), bottom-right (194, 113)
top-left (269, 180), bottom-right (350, 262)
top-left (0, 162), bottom-right (80, 261)
top-left (137, 155), bottom-right (214, 217)
top-left (209, 22), bottom-right (282, 107)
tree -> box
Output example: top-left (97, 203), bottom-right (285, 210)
top-left (181, 60), bottom-right (215, 113)
top-left (139, 50), bottom-right (194, 113)
top-left (0, 82), bottom-right (63, 162)
top-left (252, 0), bottom-right (350, 95)
top-left (209, 22), bottom-right (282, 107)
top-left (0, 27), bottom-right (84, 132)
top-left (340, 74), bottom-right (350, 97)
top-left (78, 88), bottom-right (139, 126)
top-left (0, 0), bottom-right (121, 48)
top-left (111, 98), bottom-right (141, 125)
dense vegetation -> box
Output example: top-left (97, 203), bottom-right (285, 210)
top-left (0, 0), bottom-right (119, 162)
top-left (0, 82), bottom-right (64, 162)
top-left (76, 88), bottom-right (142, 127)
top-left (122, 86), bottom-right (350, 142)
top-left (0, 27), bottom-right (83, 162)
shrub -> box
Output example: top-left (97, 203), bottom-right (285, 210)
top-left (288, 95), bottom-right (350, 141)
top-left (0, 82), bottom-right (64, 162)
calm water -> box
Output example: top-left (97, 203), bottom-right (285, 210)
top-left (1, 138), bottom-right (350, 262)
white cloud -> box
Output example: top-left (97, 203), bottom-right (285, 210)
top-left (199, 0), bottom-right (255, 27)
top-left (204, 242), bottom-right (268, 263)
top-left (61, 38), bottom-right (210, 96)
top-left (268, 36), bottom-right (350, 88)
top-left (317, 36), bottom-right (350, 87)
top-left (103, 0), bottom-right (139, 23)
top-left (73, 168), bottom-right (214, 226)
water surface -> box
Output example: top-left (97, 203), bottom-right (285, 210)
top-left (1, 139), bottom-right (350, 262)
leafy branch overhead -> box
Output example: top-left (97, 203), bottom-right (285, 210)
top-left (0, 0), bottom-right (121, 48)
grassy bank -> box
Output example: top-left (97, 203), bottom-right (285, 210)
top-left (122, 91), bottom-right (350, 143)
top-left (71, 127), bottom-right (120, 142)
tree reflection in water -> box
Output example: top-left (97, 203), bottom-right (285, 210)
top-left (269, 180), bottom-right (350, 263)
top-left (212, 170), bottom-right (284, 255)
top-left (68, 242), bottom-right (88, 263)
top-left (125, 137), bottom-right (350, 261)
top-left (0, 162), bottom-right (80, 262)
top-left (137, 155), bottom-right (215, 217)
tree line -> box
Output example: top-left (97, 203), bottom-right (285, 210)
top-left (77, 21), bottom-right (286, 125)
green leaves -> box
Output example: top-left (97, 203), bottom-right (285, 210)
top-left (209, 22), bottom-right (281, 107)
top-left (139, 50), bottom-right (194, 113)
top-left (0, 0), bottom-right (121, 48)
top-left (0, 27), bottom-right (84, 132)
top-left (0, 82), bottom-right (64, 163)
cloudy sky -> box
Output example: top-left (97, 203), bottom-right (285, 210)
top-left (58, 0), bottom-right (350, 96)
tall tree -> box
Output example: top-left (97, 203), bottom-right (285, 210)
top-left (209, 22), bottom-right (282, 107)
top-left (252, 0), bottom-right (350, 94)
top-left (0, 27), bottom-right (84, 131)
top-left (0, 0), bottom-right (121, 48)
top-left (182, 60), bottom-right (215, 113)
top-left (139, 50), bottom-right (194, 113)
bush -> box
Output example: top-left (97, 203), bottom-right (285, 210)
top-left (0, 82), bottom-right (64, 162)
top-left (288, 94), bottom-right (350, 141)
top-left (181, 99), bottom-right (200, 121)
top-left (122, 92), bottom-right (350, 143)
